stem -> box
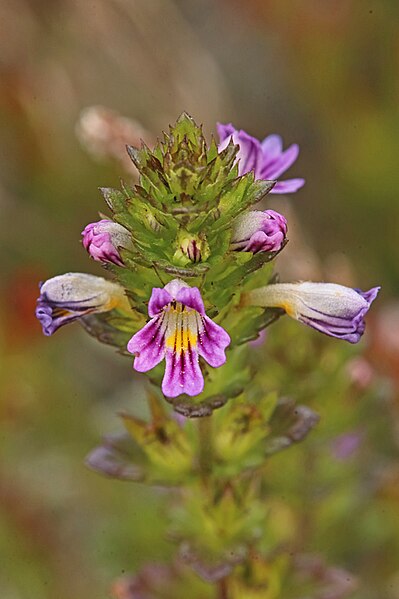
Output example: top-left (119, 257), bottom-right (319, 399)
top-left (152, 263), bottom-right (166, 286)
top-left (197, 416), bottom-right (213, 482)
top-left (217, 577), bottom-right (229, 599)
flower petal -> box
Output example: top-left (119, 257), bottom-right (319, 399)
top-left (36, 302), bottom-right (85, 336)
top-left (216, 122), bottom-right (235, 143)
top-left (164, 278), bottom-right (190, 299)
top-left (271, 178), bottom-right (305, 194)
top-left (234, 131), bottom-right (262, 176)
top-left (197, 315), bottom-right (230, 367)
top-left (148, 288), bottom-right (172, 317)
top-left (218, 125), bottom-right (304, 193)
top-left (162, 346), bottom-right (204, 398)
top-left (261, 144), bottom-right (299, 179)
top-left (175, 286), bottom-right (205, 315)
top-left (245, 230), bottom-right (285, 253)
top-left (261, 134), bottom-right (283, 158)
top-left (127, 315), bottom-right (166, 371)
top-left (356, 286), bottom-right (380, 304)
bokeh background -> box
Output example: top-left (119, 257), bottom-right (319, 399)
top-left (1, 1), bottom-right (399, 597)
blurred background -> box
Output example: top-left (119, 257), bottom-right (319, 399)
top-left (1, 0), bottom-right (399, 597)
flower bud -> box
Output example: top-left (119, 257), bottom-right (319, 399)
top-left (242, 282), bottom-right (380, 343)
top-left (173, 231), bottom-right (210, 265)
top-left (231, 210), bottom-right (287, 253)
top-left (36, 273), bottom-right (130, 336)
top-left (81, 219), bottom-right (132, 266)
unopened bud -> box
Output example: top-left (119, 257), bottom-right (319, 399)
top-left (81, 219), bottom-right (133, 266)
top-left (173, 231), bottom-right (210, 265)
top-left (231, 209), bottom-right (287, 253)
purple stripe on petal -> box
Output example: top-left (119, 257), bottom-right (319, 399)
top-left (148, 288), bottom-right (172, 317)
top-left (175, 286), bottom-right (205, 315)
top-left (127, 315), bottom-right (166, 371)
top-left (197, 315), bottom-right (230, 367)
top-left (235, 132), bottom-right (262, 176)
top-left (272, 178), bottom-right (305, 194)
top-left (162, 345), bottom-right (204, 398)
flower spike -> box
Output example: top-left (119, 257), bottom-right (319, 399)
top-left (242, 282), bottom-right (380, 343)
top-left (217, 123), bottom-right (305, 193)
top-left (127, 279), bottom-right (230, 398)
top-left (36, 273), bottom-right (130, 336)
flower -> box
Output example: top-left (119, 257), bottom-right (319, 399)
top-left (242, 282), bottom-right (380, 343)
top-left (36, 273), bottom-right (130, 336)
top-left (231, 209), bottom-right (287, 253)
top-left (81, 219), bottom-right (132, 266)
top-left (127, 279), bottom-right (230, 398)
top-left (217, 123), bottom-right (305, 193)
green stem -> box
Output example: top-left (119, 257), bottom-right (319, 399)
top-left (197, 416), bottom-right (213, 482)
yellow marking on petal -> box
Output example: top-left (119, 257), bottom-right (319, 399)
top-left (52, 308), bottom-right (71, 318)
top-left (280, 301), bottom-right (295, 317)
top-left (188, 330), bottom-right (198, 347)
top-left (164, 302), bottom-right (199, 355)
top-left (165, 330), bottom-right (197, 354)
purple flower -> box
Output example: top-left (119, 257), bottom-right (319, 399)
top-left (242, 282), bottom-right (380, 343)
top-left (36, 273), bottom-right (130, 336)
top-left (127, 279), bottom-right (230, 398)
top-left (81, 219), bottom-right (132, 266)
top-left (217, 123), bottom-right (305, 194)
top-left (330, 432), bottom-right (363, 461)
top-left (231, 209), bottom-right (287, 253)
